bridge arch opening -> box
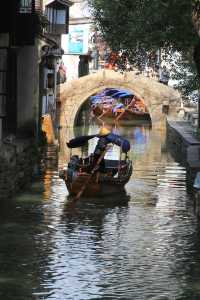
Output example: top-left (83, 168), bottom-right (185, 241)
top-left (73, 86), bottom-right (152, 129)
top-left (74, 99), bottom-right (90, 127)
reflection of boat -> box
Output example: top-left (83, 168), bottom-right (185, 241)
top-left (59, 133), bottom-right (133, 197)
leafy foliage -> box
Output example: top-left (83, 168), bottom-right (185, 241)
top-left (89, 0), bottom-right (198, 53)
top-left (88, 0), bottom-right (200, 95)
top-left (169, 52), bottom-right (199, 96)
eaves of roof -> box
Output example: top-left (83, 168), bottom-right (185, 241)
top-left (46, 0), bottom-right (73, 7)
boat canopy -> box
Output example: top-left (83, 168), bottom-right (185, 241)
top-left (104, 88), bottom-right (121, 96)
top-left (67, 135), bottom-right (97, 148)
top-left (67, 133), bottom-right (131, 153)
top-left (106, 133), bottom-right (130, 153)
top-left (90, 95), bottom-right (115, 105)
top-left (90, 88), bottom-right (134, 104)
top-left (111, 91), bottom-right (134, 98)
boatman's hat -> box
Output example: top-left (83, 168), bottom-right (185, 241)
top-left (99, 127), bottom-right (111, 136)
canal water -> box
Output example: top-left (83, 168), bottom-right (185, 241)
top-left (1, 123), bottom-right (200, 300)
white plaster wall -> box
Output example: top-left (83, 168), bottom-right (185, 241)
top-left (61, 0), bottom-right (92, 82)
top-left (62, 52), bottom-right (79, 81)
top-left (70, 0), bottom-right (90, 19)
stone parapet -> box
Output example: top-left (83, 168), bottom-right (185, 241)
top-left (166, 120), bottom-right (200, 190)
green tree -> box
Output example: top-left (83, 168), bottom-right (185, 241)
top-left (89, 0), bottom-right (200, 123)
top-left (89, 0), bottom-right (198, 57)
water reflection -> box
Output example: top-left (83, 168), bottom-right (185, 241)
top-left (59, 122), bottom-right (152, 168)
top-left (1, 118), bottom-right (200, 299)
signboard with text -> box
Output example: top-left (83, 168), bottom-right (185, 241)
top-left (64, 24), bottom-right (89, 55)
top-left (68, 28), bottom-right (84, 54)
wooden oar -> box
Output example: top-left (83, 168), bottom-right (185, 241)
top-left (73, 146), bottom-right (110, 202)
top-left (115, 98), bottom-right (136, 122)
top-left (97, 107), bottom-right (111, 121)
top-left (115, 108), bottom-right (126, 122)
top-left (98, 110), bottom-right (107, 120)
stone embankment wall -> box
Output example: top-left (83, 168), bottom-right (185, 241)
top-left (166, 120), bottom-right (200, 190)
top-left (0, 140), bottom-right (40, 200)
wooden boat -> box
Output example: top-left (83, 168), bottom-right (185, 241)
top-left (92, 104), bottom-right (151, 122)
top-left (59, 132), bottom-right (133, 198)
top-left (91, 89), bottom-right (151, 123)
top-left (59, 156), bottom-right (133, 197)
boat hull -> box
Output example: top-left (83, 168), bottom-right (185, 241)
top-left (65, 176), bottom-right (126, 197)
top-left (60, 159), bottom-right (133, 198)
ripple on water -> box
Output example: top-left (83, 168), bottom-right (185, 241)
top-left (1, 126), bottom-right (200, 300)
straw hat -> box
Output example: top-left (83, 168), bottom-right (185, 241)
top-left (99, 127), bottom-right (111, 136)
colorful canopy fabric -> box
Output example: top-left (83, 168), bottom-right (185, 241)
top-left (90, 95), bottom-right (115, 105)
top-left (104, 88), bottom-right (121, 96)
top-left (90, 88), bottom-right (134, 105)
top-left (111, 90), bottom-right (134, 98)
top-left (106, 133), bottom-right (130, 153)
top-left (112, 103), bottom-right (125, 113)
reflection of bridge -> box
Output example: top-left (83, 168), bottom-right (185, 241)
top-left (59, 70), bottom-right (181, 130)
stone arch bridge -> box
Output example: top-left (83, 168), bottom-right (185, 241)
top-left (59, 70), bottom-right (181, 130)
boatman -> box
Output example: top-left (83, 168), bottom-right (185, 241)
top-left (92, 126), bottom-right (111, 173)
